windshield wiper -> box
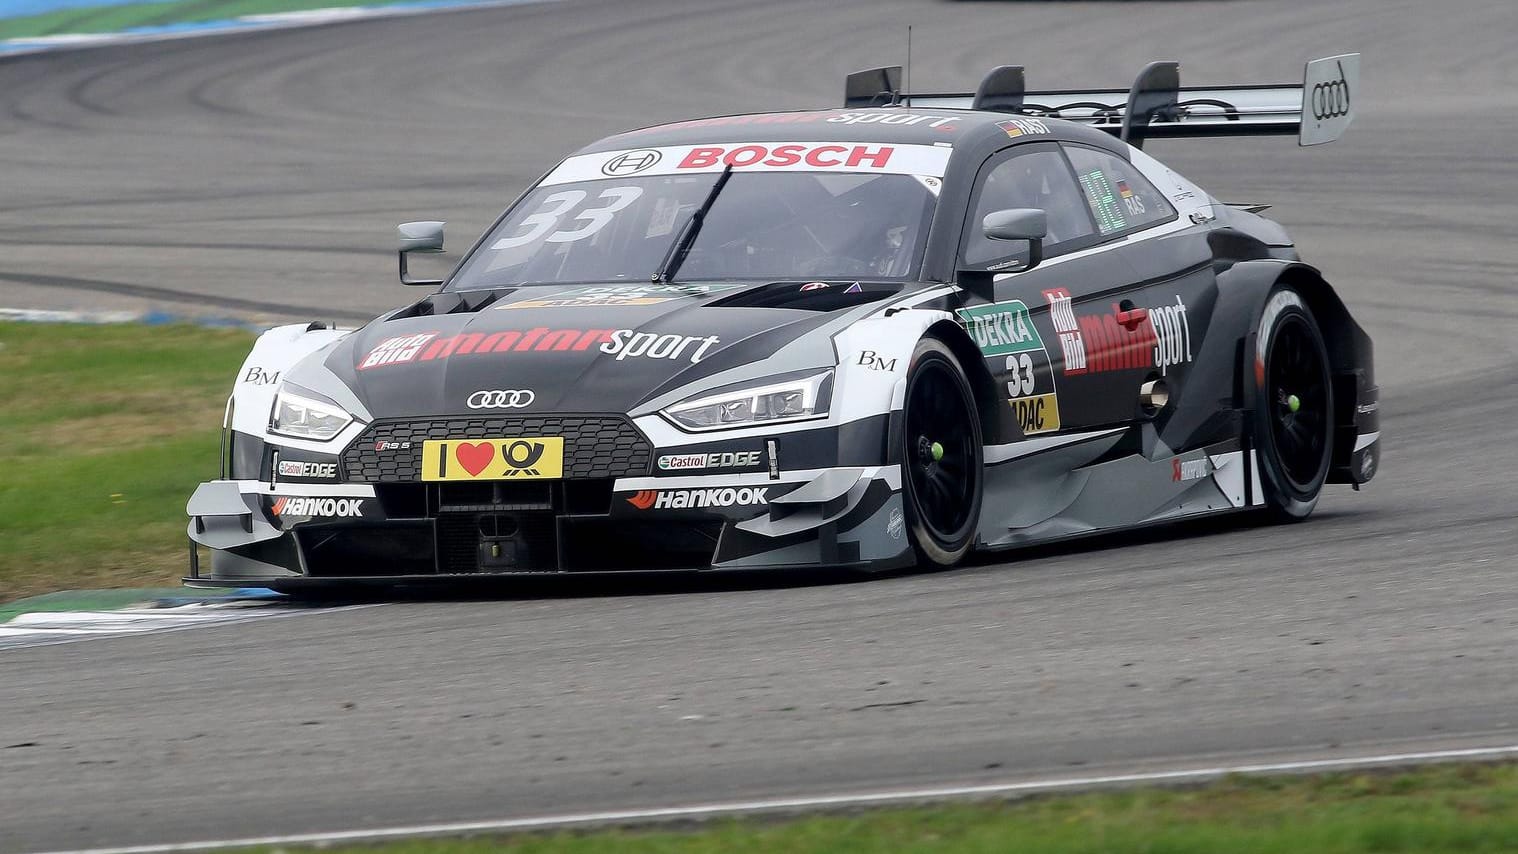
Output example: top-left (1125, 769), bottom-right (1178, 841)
top-left (652, 164), bottom-right (733, 284)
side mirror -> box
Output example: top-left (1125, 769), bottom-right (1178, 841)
top-left (957, 208), bottom-right (1048, 295)
top-left (982, 207), bottom-right (1047, 242)
top-left (980, 207), bottom-right (1046, 272)
top-left (397, 221), bottom-right (445, 287)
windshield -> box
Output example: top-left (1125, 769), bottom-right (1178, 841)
top-left (448, 171), bottom-right (939, 290)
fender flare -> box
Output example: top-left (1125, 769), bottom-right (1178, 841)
top-left (831, 308), bottom-right (1011, 455)
top-left (226, 323), bottom-right (355, 438)
top-left (1214, 260), bottom-right (1376, 482)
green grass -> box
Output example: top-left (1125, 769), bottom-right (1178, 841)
top-left (0, 321), bottom-right (253, 602)
top-left (288, 763), bottom-right (1518, 853)
top-left (0, 0), bottom-right (427, 40)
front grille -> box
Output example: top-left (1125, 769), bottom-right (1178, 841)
top-left (342, 415), bottom-right (653, 482)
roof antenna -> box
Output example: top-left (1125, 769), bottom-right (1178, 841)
top-left (903, 26), bottom-right (912, 107)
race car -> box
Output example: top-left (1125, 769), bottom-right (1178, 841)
top-left (185, 55), bottom-right (1377, 589)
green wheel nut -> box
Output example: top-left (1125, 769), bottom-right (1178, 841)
top-left (930, 441), bottom-right (944, 462)
top-left (1287, 394), bottom-right (1301, 413)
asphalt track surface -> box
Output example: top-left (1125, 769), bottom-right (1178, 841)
top-left (3, 0), bottom-right (1518, 849)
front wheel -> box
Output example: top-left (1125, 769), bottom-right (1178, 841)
top-left (1253, 288), bottom-right (1334, 521)
top-left (900, 337), bottom-right (984, 567)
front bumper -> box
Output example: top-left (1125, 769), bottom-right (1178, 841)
top-left (185, 467), bottom-right (911, 587)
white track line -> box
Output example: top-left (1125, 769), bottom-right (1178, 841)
top-left (0, 604), bottom-right (383, 651)
top-left (28, 743), bottom-right (1518, 854)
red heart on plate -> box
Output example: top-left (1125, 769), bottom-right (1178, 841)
top-left (454, 442), bottom-right (495, 477)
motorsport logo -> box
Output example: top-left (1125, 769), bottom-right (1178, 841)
top-left (1044, 288), bottom-right (1087, 373)
top-left (358, 327), bottom-right (722, 368)
top-left (957, 300), bottom-right (1044, 357)
top-left (1043, 289), bottom-right (1193, 376)
top-left (625, 487), bottom-right (769, 510)
top-left (276, 460), bottom-right (337, 480)
top-left (358, 329), bottom-right (613, 369)
top-left (826, 112), bottom-right (962, 128)
top-left (270, 497), bottom-right (365, 518)
top-left (657, 451), bottom-right (762, 471)
top-left (601, 330), bottom-right (721, 363)
top-left (640, 110), bottom-right (957, 132)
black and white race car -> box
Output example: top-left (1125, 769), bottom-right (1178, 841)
top-left (185, 55), bottom-right (1377, 589)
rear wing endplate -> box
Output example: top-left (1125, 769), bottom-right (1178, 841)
top-left (845, 54), bottom-right (1358, 148)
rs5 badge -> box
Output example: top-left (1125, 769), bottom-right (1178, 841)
top-left (421, 438), bottom-right (565, 481)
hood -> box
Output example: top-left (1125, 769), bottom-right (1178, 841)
top-left (322, 280), bottom-right (893, 418)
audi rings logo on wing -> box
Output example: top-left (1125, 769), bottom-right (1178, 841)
top-left (466, 389), bottom-right (536, 409)
top-left (1311, 60), bottom-right (1352, 121)
top-left (601, 149), bottom-right (662, 176)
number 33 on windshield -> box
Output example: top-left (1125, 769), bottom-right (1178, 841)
top-left (491, 187), bottom-right (644, 250)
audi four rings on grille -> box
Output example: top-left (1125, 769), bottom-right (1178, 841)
top-left (466, 390), bottom-right (536, 409)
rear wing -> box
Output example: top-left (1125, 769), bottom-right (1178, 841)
top-left (843, 54), bottom-right (1358, 148)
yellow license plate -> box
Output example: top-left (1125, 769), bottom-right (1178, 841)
top-left (421, 438), bottom-right (565, 481)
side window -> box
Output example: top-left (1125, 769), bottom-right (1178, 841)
top-left (1063, 145), bottom-right (1176, 237)
top-left (962, 147), bottom-right (1095, 266)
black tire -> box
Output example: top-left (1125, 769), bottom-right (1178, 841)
top-left (1253, 288), bottom-right (1334, 521)
top-left (900, 337), bottom-right (984, 567)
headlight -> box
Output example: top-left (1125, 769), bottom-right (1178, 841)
top-left (269, 387), bottom-right (354, 441)
top-left (662, 370), bottom-right (831, 432)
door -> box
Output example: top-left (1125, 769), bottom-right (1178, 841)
top-left (1055, 143), bottom-right (1216, 430)
top-left (955, 141), bottom-right (1212, 437)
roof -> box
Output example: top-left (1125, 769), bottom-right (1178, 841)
top-left (580, 107), bottom-right (1119, 154)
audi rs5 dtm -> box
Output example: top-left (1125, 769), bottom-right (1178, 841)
top-left (185, 55), bottom-right (1378, 589)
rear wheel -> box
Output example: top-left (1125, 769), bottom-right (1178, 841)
top-left (900, 338), bottom-right (983, 567)
top-left (1254, 289), bottom-right (1334, 521)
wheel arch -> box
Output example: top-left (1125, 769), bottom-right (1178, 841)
top-left (924, 318), bottom-right (1015, 446)
top-left (1216, 260), bottom-right (1376, 484)
top-left (1270, 265), bottom-right (1374, 387)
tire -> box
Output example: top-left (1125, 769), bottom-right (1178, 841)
top-left (1253, 288), bottom-right (1334, 521)
top-left (900, 337), bottom-right (984, 567)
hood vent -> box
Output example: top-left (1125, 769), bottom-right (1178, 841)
top-left (389, 289), bottom-right (511, 320)
top-left (706, 281), bottom-right (900, 312)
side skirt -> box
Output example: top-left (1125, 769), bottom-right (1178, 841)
top-left (975, 431), bottom-right (1266, 551)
